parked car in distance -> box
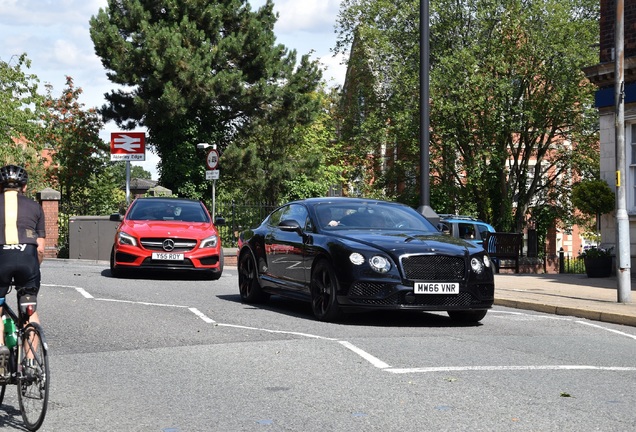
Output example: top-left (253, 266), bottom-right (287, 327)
top-left (109, 197), bottom-right (224, 279)
top-left (237, 197), bottom-right (494, 323)
top-left (437, 214), bottom-right (496, 247)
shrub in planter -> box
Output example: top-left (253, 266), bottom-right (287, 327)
top-left (579, 246), bottom-right (613, 278)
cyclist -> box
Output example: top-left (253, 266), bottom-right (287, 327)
top-left (0, 165), bottom-right (46, 377)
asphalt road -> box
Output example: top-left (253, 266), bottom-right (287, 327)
top-left (1, 260), bottom-right (635, 431)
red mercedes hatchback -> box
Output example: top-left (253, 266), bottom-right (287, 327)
top-left (109, 197), bottom-right (224, 279)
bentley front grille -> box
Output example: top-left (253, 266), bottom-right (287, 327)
top-left (400, 255), bottom-right (465, 281)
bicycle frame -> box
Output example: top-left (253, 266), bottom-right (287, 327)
top-left (0, 287), bottom-right (50, 431)
top-left (2, 298), bottom-right (46, 383)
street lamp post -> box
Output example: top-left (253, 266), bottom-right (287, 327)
top-left (197, 142), bottom-right (218, 219)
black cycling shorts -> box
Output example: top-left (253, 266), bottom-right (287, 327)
top-left (0, 244), bottom-right (40, 299)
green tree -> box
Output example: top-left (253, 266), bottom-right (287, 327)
top-left (90, 0), bottom-right (323, 201)
top-left (336, 0), bottom-right (599, 232)
top-left (41, 77), bottom-right (111, 215)
top-left (572, 179), bottom-right (615, 238)
top-left (429, 0), bottom-right (599, 232)
top-left (0, 54), bottom-right (47, 190)
top-left (221, 82), bottom-right (340, 203)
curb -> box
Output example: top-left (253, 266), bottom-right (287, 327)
top-left (494, 298), bottom-right (636, 327)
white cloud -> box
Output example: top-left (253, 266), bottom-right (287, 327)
top-left (272, 0), bottom-right (341, 34)
top-left (319, 51), bottom-right (348, 87)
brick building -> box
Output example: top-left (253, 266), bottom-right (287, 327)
top-left (584, 0), bottom-right (636, 266)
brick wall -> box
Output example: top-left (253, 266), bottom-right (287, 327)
top-left (600, 0), bottom-right (636, 63)
top-left (37, 188), bottom-right (61, 259)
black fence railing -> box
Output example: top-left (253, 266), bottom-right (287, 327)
top-left (215, 200), bottom-right (278, 248)
top-left (559, 252), bottom-right (586, 274)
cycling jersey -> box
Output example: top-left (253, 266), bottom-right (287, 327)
top-left (0, 191), bottom-right (45, 245)
top-left (0, 190), bottom-right (45, 298)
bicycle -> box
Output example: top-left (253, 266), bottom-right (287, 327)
top-left (0, 286), bottom-right (49, 431)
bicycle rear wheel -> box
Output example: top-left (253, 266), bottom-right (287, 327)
top-left (17, 323), bottom-right (49, 431)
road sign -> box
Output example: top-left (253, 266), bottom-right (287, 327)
top-left (110, 132), bottom-right (146, 161)
top-left (206, 149), bottom-right (219, 170)
top-left (206, 170), bottom-right (220, 180)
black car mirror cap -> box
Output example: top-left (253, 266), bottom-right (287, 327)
top-left (214, 216), bottom-right (226, 226)
top-left (110, 213), bottom-right (123, 222)
top-left (278, 219), bottom-right (303, 234)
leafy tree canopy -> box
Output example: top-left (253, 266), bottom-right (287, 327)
top-left (336, 0), bottom-right (600, 233)
top-left (90, 0), bottom-right (323, 201)
top-left (0, 53), bottom-right (47, 190)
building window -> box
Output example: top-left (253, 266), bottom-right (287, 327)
top-left (629, 123), bottom-right (636, 213)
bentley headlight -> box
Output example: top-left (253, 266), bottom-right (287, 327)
top-left (200, 235), bottom-right (218, 248)
top-left (118, 231), bottom-right (137, 247)
top-left (349, 252), bottom-right (365, 265)
top-left (369, 255), bottom-right (391, 273)
top-left (483, 255), bottom-right (491, 267)
top-left (471, 257), bottom-right (484, 274)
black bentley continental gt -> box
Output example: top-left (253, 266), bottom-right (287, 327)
top-left (237, 198), bottom-right (494, 323)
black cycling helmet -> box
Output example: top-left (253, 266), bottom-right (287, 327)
top-left (0, 165), bottom-right (29, 188)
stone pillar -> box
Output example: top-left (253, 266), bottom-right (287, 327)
top-left (37, 188), bottom-right (61, 259)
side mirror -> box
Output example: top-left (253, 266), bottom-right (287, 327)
top-left (278, 219), bottom-right (303, 234)
top-left (109, 213), bottom-right (123, 222)
top-left (214, 216), bottom-right (226, 226)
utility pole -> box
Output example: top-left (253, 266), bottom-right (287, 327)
top-left (417, 0), bottom-right (440, 225)
top-left (614, 0), bottom-right (631, 303)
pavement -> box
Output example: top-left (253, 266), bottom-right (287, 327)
top-left (494, 273), bottom-right (636, 327)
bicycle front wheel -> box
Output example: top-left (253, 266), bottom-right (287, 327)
top-left (17, 323), bottom-right (49, 431)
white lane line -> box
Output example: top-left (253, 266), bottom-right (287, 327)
top-left (190, 308), bottom-right (216, 324)
top-left (76, 287), bottom-right (93, 299)
top-left (338, 340), bottom-right (391, 369)
top-left (56, 284), bottom-right (636, 371)
top-left (43, 283), bottom-right (94, 299)
top-left (576, 320), bottom-right (636, 340)
top-left (217, 323), bottom-right (338, 341)
top-left (385, 365), bottom-right (636, 374)
top-left (95, 298), bottom-right (190, 308)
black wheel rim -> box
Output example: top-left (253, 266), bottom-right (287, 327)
top-left (239, 255), bottom-right (255, 299)
top-left (18, 326), bottom-right (49, 431)
top-left (312, 266), bottom-right (332, 316)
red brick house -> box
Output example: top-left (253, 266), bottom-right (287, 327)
top-left (584, 0), bottom-right (636, 265)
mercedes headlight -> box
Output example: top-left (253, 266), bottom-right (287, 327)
top-left (200, 235), bottom-right (219, 248)
top-left (118, 231), bottom-right (137, 247)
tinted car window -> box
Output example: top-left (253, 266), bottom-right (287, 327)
top-left (316, 202), bottom-right (436, 231)
top-left (458, 223), bottom-right (476, 240)
top-left (267, 206), bottom-right (287, 227)
top-left (281, 204), bottom-right (309, 229)
top-left (128, 200), bottom-right (209, 222)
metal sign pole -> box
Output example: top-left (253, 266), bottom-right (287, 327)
top-left (125, 160), bottom-right (131, 205)
top-left (212, 179), bottom-right (216, 220)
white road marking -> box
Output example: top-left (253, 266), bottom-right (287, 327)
top-left (58, 284), bottom-right (636, 372)
top-left (95, 298), bottom-right (190, 308)
top-left (385, 365), bottom-right (636, 374)
top-left (43, 283), bottom-right (94, 299)
top-left (189, 308), bottom-right (216, 323)
top-left (338, 340), bottom-right (391, 369)
top-left (217, 323), bottom-right (338, 341)
top-left (576, 320), bottom-right (636, 340)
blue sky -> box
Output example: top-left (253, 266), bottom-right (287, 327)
top-left (0, 0), bottom-right (347, 178)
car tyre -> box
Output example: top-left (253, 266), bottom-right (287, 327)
top-left (310, 259), bottom-right (343, 322)
top-left (447, 309), bottom-right (488, 324)
top-left (207, 249), bottom-right (224, 280)
top-left (238, 251), bottom-right (269, 303)
top-left (110, 247), bottom-right (122, 278)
